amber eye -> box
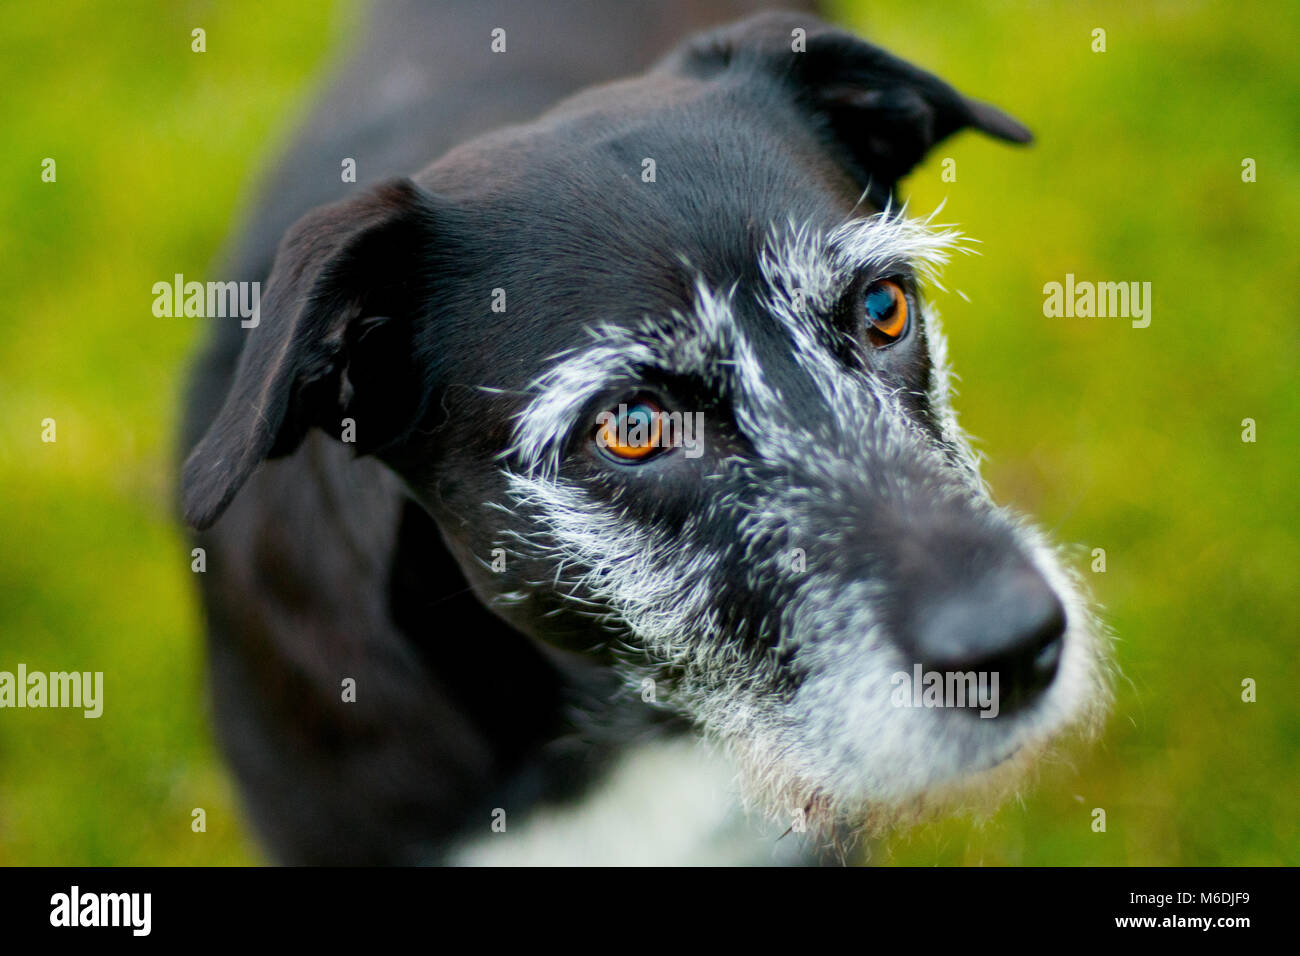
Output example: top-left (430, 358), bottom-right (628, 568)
top-left (862, 279), bottom-right (909, 345)
top-left (595, 400), bottom-right (663, 461)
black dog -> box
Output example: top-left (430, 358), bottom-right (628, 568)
top-left (181, 0), bottom-right (1108, 864)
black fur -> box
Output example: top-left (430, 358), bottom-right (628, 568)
top-left (181, 2), bottom-right (1036, 863)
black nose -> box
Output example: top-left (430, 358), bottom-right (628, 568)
top-left (907, 567), bottom-right (1066, 714)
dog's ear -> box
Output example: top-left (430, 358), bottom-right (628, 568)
top-left (182, 177), bottom-right (435, 530)
top-left (668, 12), bottom-right (1032, 200)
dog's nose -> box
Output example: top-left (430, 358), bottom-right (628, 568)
top-left (908, 567), bottom-right (1066, 713)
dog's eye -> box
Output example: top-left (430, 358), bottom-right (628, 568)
top-left (862, 279), bottom-right (909, 345)
top-left (595, 399), bottom-right (664, 462)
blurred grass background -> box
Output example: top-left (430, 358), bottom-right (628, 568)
top-left (0, 0), bottom-right (1295, 864)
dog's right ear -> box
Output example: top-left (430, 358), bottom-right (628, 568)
top-left (182, 178), bottom-right (436, 530)
top-left (664, 12), bottom-right (1032, 204)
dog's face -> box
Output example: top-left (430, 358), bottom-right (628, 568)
top-left (185, 13), bottom-right (1109, 831)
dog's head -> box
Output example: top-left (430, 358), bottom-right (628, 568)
top-left (184, 13), bottom-right (1109, 832)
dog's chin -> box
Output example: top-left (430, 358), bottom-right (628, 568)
top-left (718, 614), bottom-right (1110, 841)
top-left (729, 718), bottom-right (1061, 845)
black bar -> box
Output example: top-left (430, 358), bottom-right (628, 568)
top-left (0, 866), bottom-right (1281, 942)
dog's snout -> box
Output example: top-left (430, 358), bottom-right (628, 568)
top-left (907, 566), bottom-right (1066, 712)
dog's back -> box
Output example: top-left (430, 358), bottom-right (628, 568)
top-left (183, 0), bottom-right (812, 866)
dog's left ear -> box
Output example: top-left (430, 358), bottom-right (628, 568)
top-left (182, 178), bottom-right (437, 530)
top-left (666, 12), bottom-right (1032, 200)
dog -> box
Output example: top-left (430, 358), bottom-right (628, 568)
top-left (180, 0), bottom-right (1110, 864)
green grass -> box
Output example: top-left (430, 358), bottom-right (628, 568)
top-left (1, 0), bottom-right (1295, 864)
top-left (0, 0), bottom-right (363, 865)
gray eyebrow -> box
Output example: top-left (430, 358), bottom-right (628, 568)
top-left (759, 207), bottom-right (968, 316)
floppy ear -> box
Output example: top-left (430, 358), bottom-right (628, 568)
top-left (669, 12), bottom-right (1032, 203)
top-left (182, 177), bottom-right (436, 530)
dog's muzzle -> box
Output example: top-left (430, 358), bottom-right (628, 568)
top-left (848, 489), bottom-right (1069, 715)
top-left (901, 559), bottom-right (1066, 713)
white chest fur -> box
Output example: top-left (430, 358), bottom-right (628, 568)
top-left (449, 736), bottom-right (807, 866)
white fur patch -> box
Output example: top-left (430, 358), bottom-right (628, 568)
top-left (447, 736), bottom-right (809, 865)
